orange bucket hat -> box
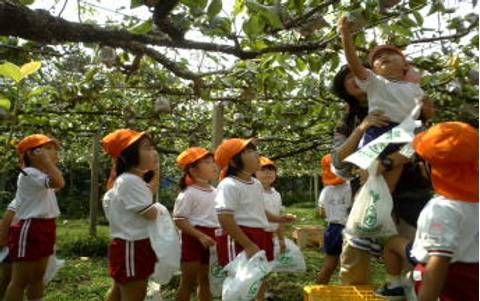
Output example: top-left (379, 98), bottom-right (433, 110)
top-left (101, 129), bottom-right (146, 158)
top-left (214, 138), bottom-right (254, 179)
top-left (176, 147), bottom-right (212, 169)
top-left (17, 134), bottom-right (59, 155)
top-left (413, 122), bottom-right (479, 202)
top-left (321, 154), bottom-right (345, 186)
top-left (260, 156), bottom-right (276, 169)
top-left (369, 45), bottom-right (406, 67)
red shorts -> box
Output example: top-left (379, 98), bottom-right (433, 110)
top-left (109, 238), bottom-right (157, 284)
top-left (414, 262), bottom-right (479, 301)
top-left (215, 226), bottom-right (274, 267)
top-left (181, 226), bottom-right (217, 264)
top-left (8, 218), bottom-right (56, 262)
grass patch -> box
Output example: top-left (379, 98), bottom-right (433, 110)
top-left (44, 206), bottom-right (386, 300)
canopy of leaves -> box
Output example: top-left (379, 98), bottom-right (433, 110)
top-left (0, 0), bottom-right (478, 179)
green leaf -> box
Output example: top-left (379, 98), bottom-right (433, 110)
top-left (182, 0), bottom-right (208, 10)
top-left (207, 0), bottom-right (222, 19)
top-left (0, 97), bottom-right (11, 110)
top-left (20, 0), bottom-right (35, 4)
top-left (0, 61), bottom-right (21, 82)
top-left (233, 0), bottom-right (246, 15)
top-left (243, 16), bottom-right (265, 38)
top-left (20, 61), bottom-right (41, 79)
top-left (27, 86), bottom-right (46, 98)
top-left (245, 0), bottom-right (284, 29)
top-left (412, 11), bottom-right (424, 25)
top-left (128, 19), bottom-right (153, 35)
top-left (130, 0), bottom-right (143, 9)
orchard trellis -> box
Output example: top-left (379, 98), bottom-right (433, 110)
top-left (0, 0), bottom-right (478, 234)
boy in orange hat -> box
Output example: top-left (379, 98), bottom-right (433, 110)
top-left (173, 147), bottom-right (219, 301)
top-left (338, 15), bottom-right (429, 193)
top-left (4, 134), bottom-right (64, 301)
top-left (316, 154), bottom-right (352, 284)
top-left (213, 138), bottom-right (295, 301)
top-left (101, 129), bottom-right (160, 301)
top-left (375, 122), bottom-right (478, 301)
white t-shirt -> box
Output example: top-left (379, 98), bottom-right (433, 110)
top-left (215, 177), bottom-right (270, 229)
top-left (318, 182), bottom-right (352, 225)
top-left (173, 185), bottom-right (219, 228)
top-left (15, 167), bottom-right (60, 219)
top-left (411, 195), bottom-right (479, 264)
top-left (107, 173), bottom-right (155, 241)
top-left (355, 69), bottom-right (424, 123)
top-left (7, 199), bottom-right (17, 212)
top-left (263, 188), bottom-right (283, 232)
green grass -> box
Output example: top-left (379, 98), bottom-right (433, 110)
top-left (43, 205), bottom-right (386, 300)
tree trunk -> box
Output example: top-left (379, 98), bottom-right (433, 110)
top-left (89, 132), bottom-right (100, 237)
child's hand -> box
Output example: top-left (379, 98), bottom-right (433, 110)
top-left (244, 243), bottom-right (260, 258)
top-left (279, 239), bottom-right (287, 254)
top-left (280, 214), bottom-right (297, 224)
top-left (198, 234), bottom-right (216, 249)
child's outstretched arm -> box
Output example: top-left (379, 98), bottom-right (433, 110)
top-left (417, 255), bottom-right (451, 301)
top-left (338, 16), bottom-right (368, 80)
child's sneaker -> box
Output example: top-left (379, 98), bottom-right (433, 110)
top-left (375, 284), bottom-right (406, 300)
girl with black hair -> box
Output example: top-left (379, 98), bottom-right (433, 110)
top-left (101, 129), bottom-right (160, 301)
top-left (173, 147), bottom-right (219, 301)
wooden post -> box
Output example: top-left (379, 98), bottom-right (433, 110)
top-left (212, 102), bottom-right (224, 148)
top-left (89, 132), bottom-right (100, 237)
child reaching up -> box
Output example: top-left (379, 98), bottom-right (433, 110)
top-left (375, 122), bottom-right (478, 301)
top-left (316, 154), bottom-right (352, 284)
top-left (338, 15), bottom-right (426, 192)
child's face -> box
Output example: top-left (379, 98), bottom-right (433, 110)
top-left (240, 146), bottom-right (260, 174)
top-left (191, 155), bottom-right (218, 182)
top-left (255, 166), bottom-right (277, 187)
top-left (137, 137), bottom-right (158, 171)
top-left (35, 142), bottom-right (60, 164)
top-left (372, 50), bottom-right (408, 80)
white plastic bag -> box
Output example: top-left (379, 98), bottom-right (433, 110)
top-left (209, 246), bottom-right (227, 298)
top-left (144, 280), bottom-right (163, 301)
top-left (43, 255), bottom-right (65, 284)
top-left (345, 162), bottom-right (397, 238)
top-left (148, 203), bottom-right (181, 284)
top-left (272, 238), bottom-right (306, 273)
top-left (222, 251), bottom-right (274, 301)
top-left (345, 105), bottom-right (422, 170)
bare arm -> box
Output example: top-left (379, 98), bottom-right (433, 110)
top-left (265, 211), bottom-right (296, 223)
top-left (31, 150), bottom-right (65, 189)
top-left (417, 256), bottom-right (451, 301)
top-left (338, 16), bottom-right (368, 80)
top-left (336, 112), bottom-right (391, 162)
top-left (0, 210), bottom-right (15, 247)
top-left (175, 219), bottom-right (215, 248)
top-left (140, 205), bottom-right (158, 220)
top-left (218, 213), bottom-right (259, 257)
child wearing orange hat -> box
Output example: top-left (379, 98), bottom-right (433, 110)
top-left (4, 134), bottom-right (64, 301)
top-left (254, 157), bottom-right (287, 254)
top-left (375, 122), bottom-right (479, 301)
top-left (213, 138), bottom-right (295, 300)
top-left (173, 147), bottom-right (219, 301)
top-left (316, 154), bottom-right (352, 284)
top-left (338, 15), bottom-right (429, 193)
top-left (101, 129), bottom-right (160, 301)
